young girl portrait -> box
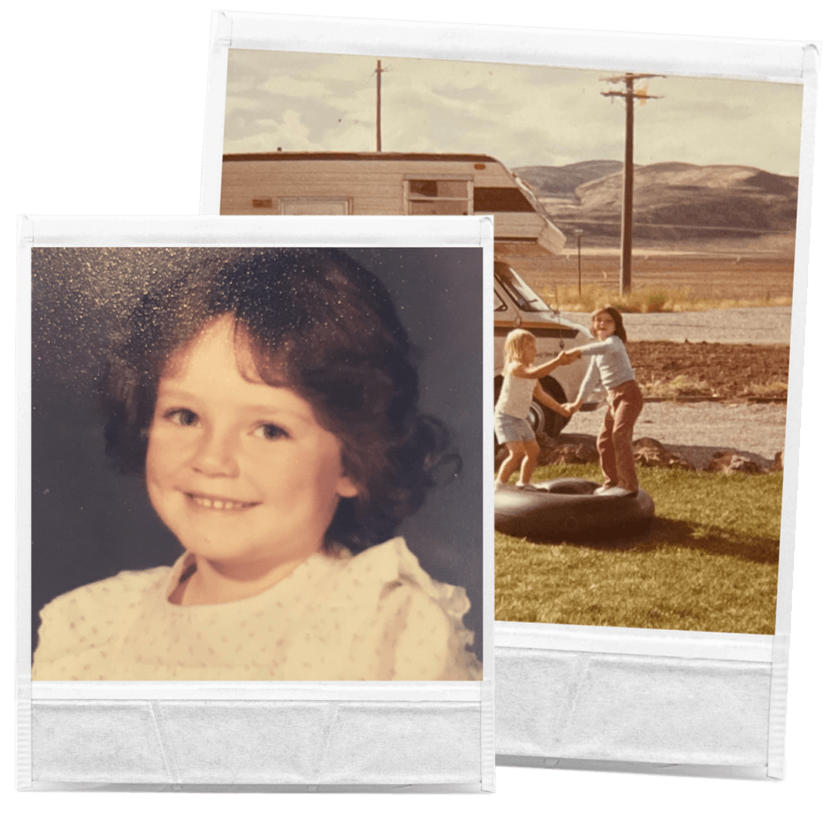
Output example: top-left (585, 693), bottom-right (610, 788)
top-left (30, 247), bottom-right (483, 682)
top-left (564, 306), bottom-right (644, 497)
top-left (494, 328), bottom-right (576, 490)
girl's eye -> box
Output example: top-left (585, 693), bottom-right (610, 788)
top-left (166, 409), bottom-right (198, 427)
top-left (255, 423), bottom-right (288, 441)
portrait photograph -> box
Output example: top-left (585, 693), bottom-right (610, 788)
top-left (30, 245), bottom-right (484, 682)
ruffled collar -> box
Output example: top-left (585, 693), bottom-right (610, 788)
top-left (157, 537), bottom-right (470, 620)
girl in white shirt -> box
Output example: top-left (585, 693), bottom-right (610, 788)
top-left (494, 329), bottom-right (575, 490)
top-left (33, 249), bottom-right (481, 682)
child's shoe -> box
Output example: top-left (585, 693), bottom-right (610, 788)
top-left (516, 483), bottom-right (542, 492)
top-left (601, 486), bottom-right (638, 498)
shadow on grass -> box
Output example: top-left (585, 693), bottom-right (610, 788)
top-left (557, 516), bottom-right (779, 565)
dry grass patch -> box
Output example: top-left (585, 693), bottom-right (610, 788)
top-left (542, 283), bottom-right (791, 314)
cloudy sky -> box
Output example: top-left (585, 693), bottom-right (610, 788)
top-left (224, 50), bottom-right (804, 177)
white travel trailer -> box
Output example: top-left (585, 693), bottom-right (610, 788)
top-left (220, 151), bottom-right (596, 437)
top-left (220, 151), bottom-right (565, 255)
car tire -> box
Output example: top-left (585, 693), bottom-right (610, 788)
top-left (529, 376), bottom-right (569, 438)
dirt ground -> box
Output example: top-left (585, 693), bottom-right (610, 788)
top-left (562, 399), bottom-right (788, 470)
top-left (629, 340), bottom-right (790, 400)
top-left (558, 339), bottom-right (791, 469)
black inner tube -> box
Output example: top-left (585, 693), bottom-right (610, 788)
top-left (495, 478), bottom-right (655, 542)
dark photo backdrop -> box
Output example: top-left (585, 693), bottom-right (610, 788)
top-left (31, 246), bottom-right (484, 662)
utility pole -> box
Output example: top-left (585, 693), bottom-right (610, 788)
top-left (375, 60), bottom-right (384, 152)
top-left (601, 73), bottom-right (663, 294)
top-left (574, 228), bottom-right (584, 296)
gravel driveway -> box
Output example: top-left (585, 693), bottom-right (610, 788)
top-left (566, 401), bottom-right (787, 470)
top-left (563, 305), bottom-right (792, 345)
top-left (559, 306), bottom-right (792, 469)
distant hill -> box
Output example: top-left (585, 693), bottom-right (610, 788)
top-left (514, 160), bottom-right (623, 199)
top-left (513, 161), bottom-right (798, 250)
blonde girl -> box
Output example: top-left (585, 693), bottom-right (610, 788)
top-left (563, 306), bottom-right (643, 497)
top-left (494, 329), bottom-right (575, 490)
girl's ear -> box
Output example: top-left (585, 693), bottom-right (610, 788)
top-left (336, 472), bottom-right (360, 499)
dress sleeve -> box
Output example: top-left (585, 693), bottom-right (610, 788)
top-left (331, 538), bottom-right (482, 682)
top-left (32, 568), bottom-right (169, 679)
top-left (357, 581), bottom-right (482, 681)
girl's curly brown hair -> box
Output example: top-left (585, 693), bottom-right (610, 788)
top-left (99, 248), bottom-right (459, 553)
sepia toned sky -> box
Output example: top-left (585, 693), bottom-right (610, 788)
top-left (224, 50), bottom-right (804, 177)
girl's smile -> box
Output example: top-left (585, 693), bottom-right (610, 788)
top-left (184, 491), bottom-right (260, 511)
top-left (593, 311), bottom-right (616, 340)
top-left (145, 315), bottom-right (359, 588)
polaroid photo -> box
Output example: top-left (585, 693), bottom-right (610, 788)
top-left (17, 215), bottom-right (494, 790)
top-left (199, 13), bottom-right (819, 778)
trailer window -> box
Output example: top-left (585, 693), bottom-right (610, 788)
top-left (406, 179), bottom-right (471, 215)
top-left (494, 290), bottom-right (507, 312)
top-left (474, 187), bottom-right (536, 213)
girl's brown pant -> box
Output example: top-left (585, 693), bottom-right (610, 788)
top-left (597, 380), bottom-right (643, 492)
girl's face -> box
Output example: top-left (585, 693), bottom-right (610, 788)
top-left (145, 315), bottom-right (359, 573)
top-left (520, 336), bottom-right (537, 365)
top-left (593, 311), bottom-right (616, 340)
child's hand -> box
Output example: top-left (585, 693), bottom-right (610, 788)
top-left (562, 402), bottom-right (578, 414)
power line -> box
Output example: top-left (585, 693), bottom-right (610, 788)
top-left (601, 73), bottom-right (663, 294)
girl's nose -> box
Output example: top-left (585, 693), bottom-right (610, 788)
top-left (190, 429), bottom-right (240, 478)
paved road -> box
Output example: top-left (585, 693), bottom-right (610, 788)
top-left (563, 306), bottom-right (791, 345)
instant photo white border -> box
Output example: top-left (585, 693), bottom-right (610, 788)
top-left (198, 13), bottom-right (820, 779)
top-left (17, 214), bottom-right (495, 790)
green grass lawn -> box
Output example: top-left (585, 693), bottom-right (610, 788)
top-left (496, 464), bottom-right (781, 634)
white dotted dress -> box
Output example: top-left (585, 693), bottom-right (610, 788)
top-left (32, 537), bottom-right (482, 682)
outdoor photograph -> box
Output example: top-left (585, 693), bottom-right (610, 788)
top-left (219, 50), bottom-right (803, 636)
top-left (31, 245), bottom-right (484, 681)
